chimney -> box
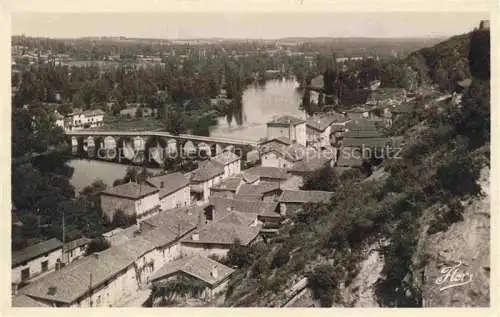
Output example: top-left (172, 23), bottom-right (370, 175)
top-left (211, 265), bottom-right (218, 279)
top-left (160, 181), bottom-right (165, 188)
top-left (192, 231), bottom-right (200, 241)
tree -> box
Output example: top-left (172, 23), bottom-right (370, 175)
top-left (227, 239), bottom-right (253, 268)
top-left (306, 265), bottom-right (341, 307)
top-left (135, 107), bottom-right (143, 118)
top-left (163, 104), bottom-right (187, 135)
top-left (301, 166), bottom-right (339, 192)
top-left (85, 236), bottom-right (110, 255)
top-left (80, 179), bottom-right (107, 205)
top-left (111, 209), bottom-right (137, 228)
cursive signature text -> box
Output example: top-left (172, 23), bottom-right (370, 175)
top-left (435, 261), bottom-right (473, 291)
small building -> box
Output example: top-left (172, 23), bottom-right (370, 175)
top-left (63, 237), bottom-right (91, 264)
top-left (12, 238), bottom-right (63, 291)
top-left (243, 166), bottom-right (289, 183)
top-left (306, 115), bottom-right (339, 148)
top-left (189, 160), bottom-right (225, 205)
top-left (146, 172), bottom-right (191, 211)
top-left (266, 115), bottom-right (307, 146)
top-left (150, 255), bottom-right (234, 302)
top-left (100, 181), bottom-right (161, 224)
top-left (213, 151), bottom-right (241, 179)
top-left (288, 155), bottom-right (335, 186)
top-left (278, 190), bottom-right (334, 216)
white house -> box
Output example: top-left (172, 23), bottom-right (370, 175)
top-left (146, 172), bottom-right (191, 211)
top-left (12, 238), bottom-right (63, 291)
top-left (189, 160), bottom-right (225, 205)
top-left (266, 115), bottom-right (307, 146)
top-left (82, 109), bottom-right (105, 128)
top-left (100, 181), bottom-right (161, 223)
top-left (213, 151), bottom-right (241, 179)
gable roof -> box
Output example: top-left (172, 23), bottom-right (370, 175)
top-left (190, 160), bottom-right (224, 182)
top-left (13, 238), bottom-right (63, 267)
top-left (236, 182), bottom-right (281, 198)
top-left (101, 181), bottom-right (158, 200)
top-left (211, 177), bottom-right (243, 192)
top-left (345, 119), bottom-right (378, 131)
top-left (181, 222), bottom-right (261, 246)
top-left (217, 211), bottom-right (259, 226)
top-left (12, 294), bottom-right (49, 307)
top-left (343, 129), bottom-right (383, 139)
top-left (213, 151), bottom-right (241, 166)
top-left (146, 172), bottom-right (190, 198)
top-left (259, 137), bottom-right (292, 146)
top-left (21, 247), bottom-right (133, 304)
top-left (114, 236), bottom-right (156, 260)
top-left (141, 206), bottom-right (202, 236)
top-left (151, 255), bottom-right (234, 286)
top-left (289, 156), bottom-right (332, 173)
top-left (267, 115), bottom-right (305, 126)
top-left (208, 197), bottom-right (279, 219)
top-left (279, 190), bottom-right (334, 204)
top-left (342, 138), bottom-right (388, 148)
top-left (244, 166), bottom-right (289, 180)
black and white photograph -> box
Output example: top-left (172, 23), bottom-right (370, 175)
top-left (4, 4), bottom-right (493, 310)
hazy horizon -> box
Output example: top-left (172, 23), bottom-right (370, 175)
top-left (12, 12), bottom-right (489, 40)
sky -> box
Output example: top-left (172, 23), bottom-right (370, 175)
top-left (12, 12), bottom-right (489, 39)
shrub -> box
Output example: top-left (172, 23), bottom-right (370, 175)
top-left (270, 246), bottom-right (291, 269)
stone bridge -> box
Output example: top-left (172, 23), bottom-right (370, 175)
top-left (65, 130), bottom-right (259, 164)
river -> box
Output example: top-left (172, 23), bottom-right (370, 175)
top-left (68, 79), bottom-right (304, 193)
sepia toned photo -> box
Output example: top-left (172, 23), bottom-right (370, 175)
top-left (8, 10), bottom-right (491, 309)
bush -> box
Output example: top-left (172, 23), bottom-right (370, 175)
top-left (86, 237), bottom-right (110, 255)
top-left (270, 246), bottom-right (291, 269)
top-left (306, 264), bottom-right (341, 307)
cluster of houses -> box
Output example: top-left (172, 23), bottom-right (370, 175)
top-left (13, 84), bottom-right (438, 307)
top-left (54, 108), bottom-right (105, 131)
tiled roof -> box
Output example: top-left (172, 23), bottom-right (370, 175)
top-left (217, 211), bottom-right (259, 226)
top-left (211, 177), bottom-right (243, 192)
top-left (64, 237), bottom-right (91, 253)
top-left (343, 129), bottom-right (383, 138)
top-left (151, 255), bottom-right (234, 286)
top-left (208, 197), bottom-right (279, 219)
top-left (181, 222), bottom-right (261, 246)
top-left (12, 238), bottom-right (63, 267)
top-left (279, 190), bottom-right (334, 204)
top-left (146, 172), bottom-right (190, 198)
top-left (345, 119), bottom-right (377, 131)
top-left (236, 182), bottom-right (281, 198)
top-left (244, 166), bottom-right (289, 180)
top-left (12, 294), bottom-right (49, 307)
top-left (259, 137), bottom-right (291, 146)
top-left (141, 206), bottom-right (202, 236)
top-left (101, 181), bottom-right (158, 200)
top-left (342, 138), bottom-right (388, 148)
top-left (267, 115), bottom-right (305, 126)
top-left (190, 160), bottom-right (224, 182)
top-left (306, 113), bottom-right (345, 131)
top-left (213, 151), bottom-right (240, 166)
top-left (21, 247), bottom-right (133, 304)
top-left (289, 156), bottom-right (331, 173)
top-left (114, 236), bottom-right (156, 260)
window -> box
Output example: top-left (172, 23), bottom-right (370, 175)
top-left (41, 260), bottom-right (49, 272)
top-left (96, 295), bottom-right (101, 306)
top-left (21, 268), bottom-right (30, 281)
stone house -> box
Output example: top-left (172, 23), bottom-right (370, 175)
top-left (146, 172), bottom-right (191, 211)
